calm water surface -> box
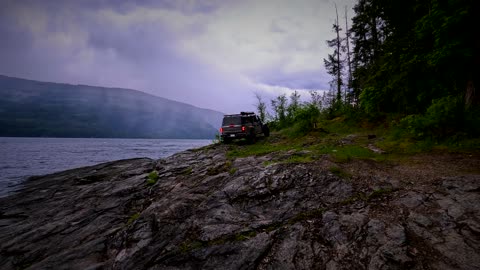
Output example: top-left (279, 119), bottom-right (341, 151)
top-left (0, 137), bottom-right (211, 197)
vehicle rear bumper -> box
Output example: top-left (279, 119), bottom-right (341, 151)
top-left (221, 133), bottom-right (249, 139)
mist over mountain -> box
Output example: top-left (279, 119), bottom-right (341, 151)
top-left (0, 75), bottom-right (224, 139)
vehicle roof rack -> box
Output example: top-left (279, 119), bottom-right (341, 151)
top-left (240, 112), bottom-right (255, 115)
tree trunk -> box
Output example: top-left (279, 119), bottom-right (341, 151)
top-left (335, 4), bottom-right (342, 104)
top-left (345, 6), bottom-right (352, 104)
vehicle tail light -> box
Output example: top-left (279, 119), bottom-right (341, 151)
top-left (220, 127), bottom-right (223, 133)
top-left (241, 126), bottom-right (246, 132)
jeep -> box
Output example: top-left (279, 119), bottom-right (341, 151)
top-left (220, 112), bottom-right (269, 143)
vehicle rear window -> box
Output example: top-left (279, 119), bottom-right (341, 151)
top-left (222, 116), bottom-right (241, 125)
top-left (242, 116), bottom-right (254, 124)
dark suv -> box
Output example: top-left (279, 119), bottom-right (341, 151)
top-left (220, 112), bottom-right (269, 143)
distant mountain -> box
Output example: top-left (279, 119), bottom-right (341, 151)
top-left (0, 75), bottom-right (224, 139)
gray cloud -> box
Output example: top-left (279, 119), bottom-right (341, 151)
top-left (0, 0), bottom-right (355, 113)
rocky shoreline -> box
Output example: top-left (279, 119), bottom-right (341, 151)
top-left (0, 144), bottom-right (479, 269)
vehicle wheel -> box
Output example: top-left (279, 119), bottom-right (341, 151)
top-left (248, 131), bottom-right (256, 144)
top-left (262, 125), bottom-right (270, 137)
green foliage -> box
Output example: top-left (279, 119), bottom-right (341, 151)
top-left (292, 105), bottom-right (321, 135)
top-left (212, 133), bottom-right (221, 144)
top-left (367, 188), bottom-right (393, 201)
top-left (289, 208), bottom-right (325, 224)
top-left (287, 90), bottom-right (301, 119)
top-left (228, 167), bottom-right (238, 175)
top-left (359, 86), bottom-right (384, 117)
top-left (179, 240), bottom-right (204, 253)
top-left (268, 93), bottom-right (322, 137)
top-left (340, 188), bottom-right (394, 206)
top-left (349, 0), bottom-right (478, 140)
top-left (320, 145), bottom-right (379, 163)
top-left (328, 166), bottom-right (352, 179)
top-left (284, 154), bottom-right (314, 164)
top-left (206, 161), bottom-right (233, 175)
top-left (127, 213), bottom-right (140, 225)
top-left (464, 106), bottom-right (480, 136)
top-left (271, 94), bottom-right (288, 125)
top-left (399, 95), bottom-right (464, 139)
top-left (227, 142), bottom-right (293, 158)
top-left (181, 167), bottom-right (193, 175)
top-left (254, 93), bottom-right (267, 122)
top-left (234, 231), bottom-right (257, 241)
top-left (146, 171), bottom-right (159, 185)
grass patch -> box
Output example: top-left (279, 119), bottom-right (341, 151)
top-left (127, 212), bottom-right (140, 225)
top-left (228, 115), bottom-right (478, 167)
top-left (263, 160), bottom-right (277, 166)
top-left (227, 131), bottom-right (383, 164)
top-left (328, 166), bottom-right (352, 179)
top-left (378, 134), bottom-right (480, 155)
top-left (284, 154), bottom-right (314, 163)
top-left (311, 144), bottom-right (380, 163)
top-left (332, 145), bottom-right (379, 162)
top-left (367, 188), bottom-right (393, 201)
top-left (227, 143), bottom-right (292, 158)
top-left (207, 161), bottom-right (232, 176)
top-left (146, 170), bottom-right (159, 185)
top-left (179, 240), bottom-right (204, 253)
top-left (234, 231), bottom-right (257, 241)
top-left (180, 230), bottom-right (259, 254)
top-left (320, 117), bottom-right (363, 135)
top-left (340, 193), bottom-right (368, 205)
top-left (181, 167), bottom-right (193, 175)
top-left (340, 188), bottom-right (395, 206)
top-left (229, 167), bottom-right (238, 175)
top-left (289, 208), bottom-right (325, 224)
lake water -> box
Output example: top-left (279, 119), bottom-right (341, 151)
top-left (0, 137), bottom-right (212, 198)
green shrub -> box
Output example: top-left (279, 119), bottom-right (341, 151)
top-left (146, 170), bottom-right (159, 185)
top-left (464, 106), bottom-right (480, 136)
top-left (400, 95), bottom-right (464, 139)
top-left (293, 104), bottom-right (321, 135)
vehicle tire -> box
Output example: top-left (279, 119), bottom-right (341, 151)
top-left (248, 131), bottom-right (256, 144)
top-left (262, 125), bottom-right (270, 137)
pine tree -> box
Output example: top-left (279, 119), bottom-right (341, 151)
top-left (323, 4), bottom-right (345, 106)
top-left (344, 5), bottom-right (353, 104)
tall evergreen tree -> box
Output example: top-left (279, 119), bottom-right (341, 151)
top-left (324, 4), bottom-right (345, 105)
top-left (344, 5), bottom-right (353, 104)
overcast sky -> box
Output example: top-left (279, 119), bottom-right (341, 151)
top-left (0, 0), bottom-right (356, 113)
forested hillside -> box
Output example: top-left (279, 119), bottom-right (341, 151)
top-left (0, 75), bottom-right (223, 139)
